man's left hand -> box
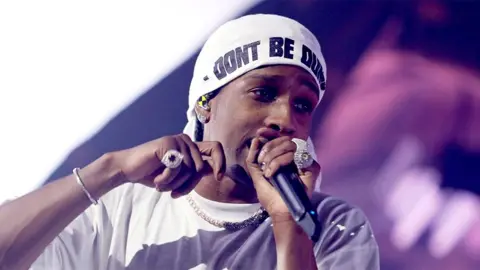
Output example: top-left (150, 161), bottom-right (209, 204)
top-left (245, 136), bottom-right (321, 223)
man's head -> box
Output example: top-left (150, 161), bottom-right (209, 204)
top-left (184, 14), bottom-right (326, 184)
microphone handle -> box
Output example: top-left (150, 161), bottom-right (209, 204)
top-left (271, 164), bottom-right (321, 242)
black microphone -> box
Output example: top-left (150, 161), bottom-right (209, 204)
top-left (271, 163), bottom-right (321, 242)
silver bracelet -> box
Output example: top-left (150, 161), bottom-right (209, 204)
top-left (73, 167), bottom-right (98, 205)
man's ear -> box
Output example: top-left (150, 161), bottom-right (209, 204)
top-left (195, 103), bottom-right (211, 124)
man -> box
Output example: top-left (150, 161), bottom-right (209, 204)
top-left (0, 14), bottom-right (379, 269)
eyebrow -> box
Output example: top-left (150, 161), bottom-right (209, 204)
top-left (245, 73), bottom-right (319, 97)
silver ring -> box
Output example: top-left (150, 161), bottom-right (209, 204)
top-left (161, 150), bottom-right (184, 169)
top-left (260, 162), bottom-right (266, 171)
top-left (292, 138), bottom-right (313, 170)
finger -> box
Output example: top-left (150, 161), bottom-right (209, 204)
top-left (264, 152), bottom-right (295, 178)
top-left (202, 157), bottom-right (217, 177)
top-left (246, 138), bottom-right (267, 180)
top-left (156, 169), bottom-right (192, 192)
top-left (257, 136), bottom-right (291, 162)
top-left (152, 165), bottom-right (182, 188)
top-left (176, 137), bottom-right (195, 171)
top-left (181, 134), bottom-right (205, 173)
top-left (153, 138), bottom-right (181, 172)
top-left (170, 168), bottom-right (205, 198)
top-left (258, 139), bottom-right (296, 168)
top-left (246, 137), bottom-right (262, 166)
top-left (197, 141), bottom-right (226, 180)
top-left (298, 161), bottom-right (321, 193)
top-left (246, 138), bottom-right (277, 194)
top-left (141, 165), bottom-right (165, 183)
top-left (137, 178), bottom-right (157, 188)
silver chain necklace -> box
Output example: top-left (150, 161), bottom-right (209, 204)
top-left (185, 194), bottom-right (269, 231)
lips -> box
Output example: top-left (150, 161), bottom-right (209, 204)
top-left (256, 127), bottom-right (282, 141)
top-left (245, 128), bottom-right (283, 149)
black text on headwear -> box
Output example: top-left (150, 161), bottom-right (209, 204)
top-left (213, 41), bottom-right (261, 80)
top-left (212, 37), bottom-right (326, 91)
top-left (300, 45), bottom-right (326, 91)
top-left (269, 37), bottom-right (295, 59)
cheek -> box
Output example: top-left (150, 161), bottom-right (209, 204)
top-left (215, 96), bottom-right (261, 125)
top-left (296, 119), bottom-right (313, 138)
top-left (211, 107), bottom-right (261, 149)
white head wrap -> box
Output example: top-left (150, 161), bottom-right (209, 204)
top-left (183, 14), bottom-right (326, 189)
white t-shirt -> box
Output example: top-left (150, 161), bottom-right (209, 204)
top-left (30, 183), bottom-right (379, 270)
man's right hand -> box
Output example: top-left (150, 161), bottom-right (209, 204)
top-left (0, 134), bottom-right (226, 269)
top-left (108, 134), bottom-right (226, 198)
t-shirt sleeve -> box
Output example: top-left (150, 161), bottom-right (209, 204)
top-left (313, 195), bottom-right (380, 270)
top-left (29, 183), bottom-right (137, 270)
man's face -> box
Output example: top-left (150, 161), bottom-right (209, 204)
top-left (203, 65), bottom-right (320, 182)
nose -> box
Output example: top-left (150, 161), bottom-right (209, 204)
top-left (264, 102), bottom-right (296, 136)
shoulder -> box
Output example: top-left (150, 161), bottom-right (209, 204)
top-left (311, 192), bottom-right (370, 226)
top-left (311, 192), bottom-right (380, 268)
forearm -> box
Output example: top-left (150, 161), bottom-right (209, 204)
top-left (0, 154), bottom-right (122, 269)
top-left (273, 220), bottom-right (317, 270)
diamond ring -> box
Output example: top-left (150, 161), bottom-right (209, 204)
top-left (161, 149), bottom-right (184, 169)
top-left (292, 138), bottom-right (314, 170)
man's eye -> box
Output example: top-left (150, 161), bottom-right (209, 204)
top-left (294, 100), bottom-right (314, 114)
top-left (251, 87), bottom-right (277, 102)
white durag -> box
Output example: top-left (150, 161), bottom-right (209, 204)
top-left (183, 14), bottom-right (326, 190)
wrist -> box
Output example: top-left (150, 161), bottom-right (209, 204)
top-left (272, 217), bottom-right (309, 250)
top-left (272, 218), bottom-right (317, 270)
top-left (80, 153), bottom-right (125, 200)
top-left (269, 211), bottom-right (295, 225)
top-left (272, 217), bottom-right (304, 237)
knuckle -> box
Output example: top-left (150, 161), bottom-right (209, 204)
top-left (213, 141), bottom-right (223, 149)
top-left (102, 152), bottom-right (116, 164)
top-left (258, 149), bottom-right (268, 161)
top-left (263, 139), bottom-right (274, 148)
top-left (196, 161), bottom-right (205, 172)
top-left (179, 133), bottom-right (192, 142)
top-left (261, 145), bottom-right (270, 153)
top-left (259, 146), bottom-right (270, 157)
top-left (269, 160), bottom-right (280, 169)
top-left (162, 135), bottom-right (175, 141)
top-left (190, 141), bottom-right (201, 151)
top-left (213, 142), bottom-right (225, 156)
top-left (159, 136), bottom-right (175, 148)
top-left (153, 176), bottom-right (165, 186)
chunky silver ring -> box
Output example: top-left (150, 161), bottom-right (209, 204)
top-left (161, 149), bottom-right (184, 169)
top-left (292, 138), bottom-right (314, 170)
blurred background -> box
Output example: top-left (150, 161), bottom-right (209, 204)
top-left (1, 0), bottom-right (479, 269)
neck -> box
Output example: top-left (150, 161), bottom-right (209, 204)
top-left (194, 174), bottom-right (259, 204)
